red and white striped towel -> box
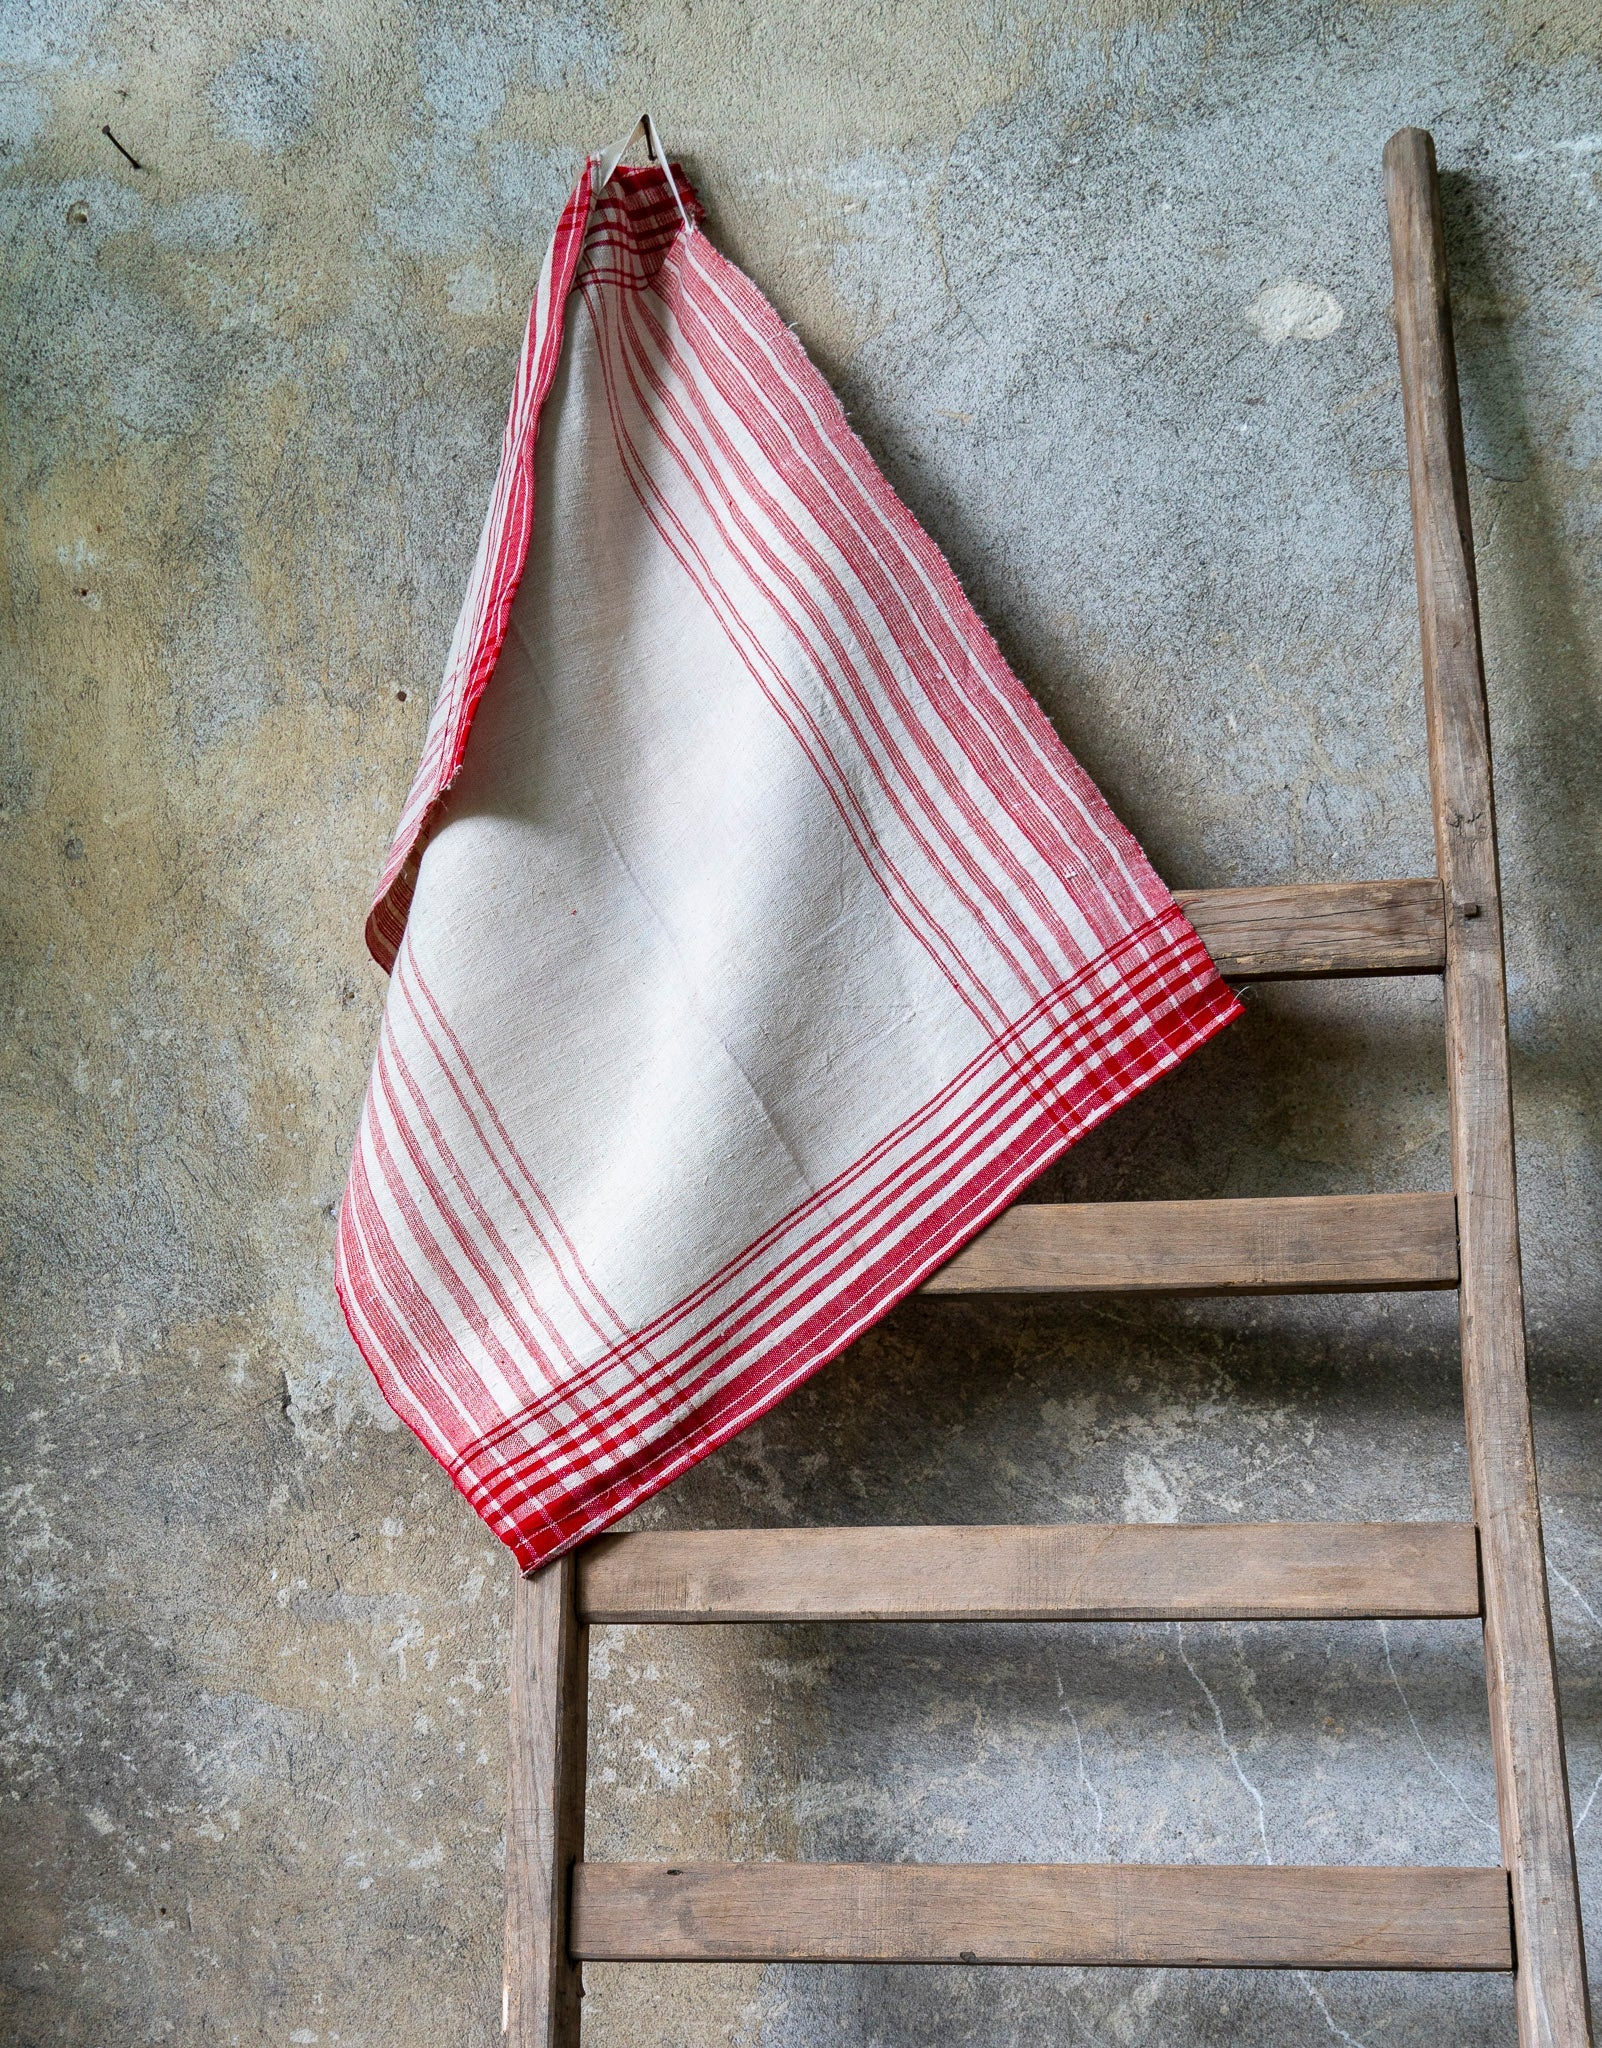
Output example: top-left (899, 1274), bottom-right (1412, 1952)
top-left (337, 131), bottom-right (1240, 1573)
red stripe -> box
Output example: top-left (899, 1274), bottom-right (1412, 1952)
top-left (477, 967), bottom-right (1239, 1566)
top-left (376, 1018), bottom-right (576, 1389)
top-left (631, 262), bottom-right (1092, 976)
top-left (340, 1135), bottom-right (502, 1447)
top-left (682, 248), bottom-right (1157, 942)
top-left (415, 921), bottom-right (1222, 1478)
top-left (394, 944), bottom-right (639, 1354)
top-left (481, 933), bottom-right (1228, 1468)
top-left (597, 266), bottom-right (1074, 996)
top-left (576, 274), bottom-right (1017, 1040)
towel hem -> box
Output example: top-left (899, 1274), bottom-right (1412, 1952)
top-left (402, 918), bottom-right (1242, 1574)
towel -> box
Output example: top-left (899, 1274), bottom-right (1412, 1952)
top-left (337, 129), bottom-right (1241, 1573)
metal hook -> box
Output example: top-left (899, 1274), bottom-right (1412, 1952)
top-left (596, 113), bottom-right (693, 237)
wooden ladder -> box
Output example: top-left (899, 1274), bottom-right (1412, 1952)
top-left (502, 130), bottom-right (1593, 2047)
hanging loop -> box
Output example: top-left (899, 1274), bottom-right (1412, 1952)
top-left (597, 112), bottom-right (694, 238)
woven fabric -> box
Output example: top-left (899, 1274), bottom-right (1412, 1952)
top-left (337, 156), bottom-right (1241, 1572)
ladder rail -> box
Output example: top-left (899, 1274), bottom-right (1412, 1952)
top-left (1385, 127), bottom-right (1592, 2046)
top-left (505, 1558), bottom-right (587, 2048)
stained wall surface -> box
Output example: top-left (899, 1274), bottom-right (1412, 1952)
top-left (3, 3), bottom-right (1600, 2044)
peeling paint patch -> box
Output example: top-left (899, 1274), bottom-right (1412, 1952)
top-left (1245, 279), bottom-right (1346, 347)
top-left (445, 258), bottom-right (498, 315)
top-left (1122, 1451), bottom-right (1181, 1523)
top-left (1507, 131), bottom-right (1602, 159)
top-left (280, 1286), bottom-right (400, 1446)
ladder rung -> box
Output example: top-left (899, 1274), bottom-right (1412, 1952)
top-left (1177, 878), bottom-right (1445, 979)
top-left (921, 1192), bottom-right (1458, 1296)
top-left (570, 1862), bottom-right (1513, 1970)
top-left (577, 1520), bottom-right (1480, 1624)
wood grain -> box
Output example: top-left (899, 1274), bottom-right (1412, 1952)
top-left (920, 1191), bottom-right (1457, 1295)
top-left (571, 1862), bottom-right (1513, 1971)
top-left (1176, 878), bottom-right (1445, 979)
top-left (577, 1520), bottom-right (1480, 1625)
top-left (1386, 125), bottom-right (1593, 2046)
top-left (504, 1560), bottom-right (588, 2048)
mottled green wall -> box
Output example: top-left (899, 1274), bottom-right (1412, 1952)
top-left (3, 3), bottom-right (1599, 2044)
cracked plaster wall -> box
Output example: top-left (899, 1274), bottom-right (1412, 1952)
top-left (2, 2), bottom-right (1600, 2044)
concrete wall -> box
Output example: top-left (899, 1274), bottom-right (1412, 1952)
top-left (3, 2), bottom-right (1599, 2042)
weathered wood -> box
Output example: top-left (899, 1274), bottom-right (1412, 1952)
top-left (920, 1191), bottom-right (1457, 1296)
top-left (578, 1520), bottom-right (1480, 1624)
top-left (504, 1560), bottom-right (587, 2048)
top-left (571, 1862), bottom-right (1513, 1971)
top-left (1386, 127), bottom-right (1592, 2047)
top-left (1176, 878), bottom-right (1445, 979)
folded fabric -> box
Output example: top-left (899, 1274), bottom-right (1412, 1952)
top-left (337, 132), bottom-right (1241, 1573)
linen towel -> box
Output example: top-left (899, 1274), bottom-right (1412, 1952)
top-left (337, 132), bottom-right (1241, 1572)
